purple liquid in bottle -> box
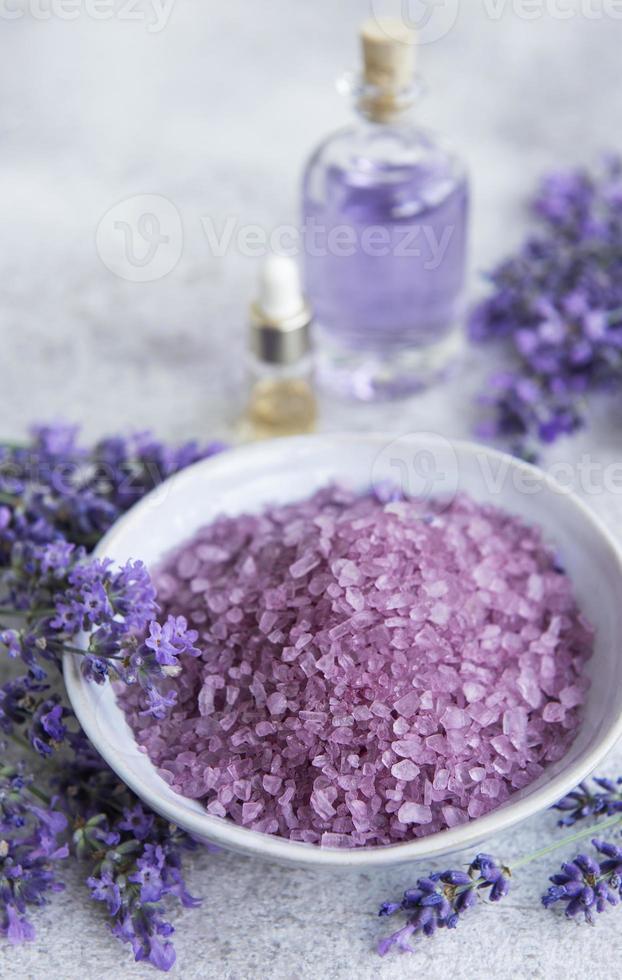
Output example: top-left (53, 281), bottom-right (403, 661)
top-left (306, 157), bottom-right (467, 341)
top-left (303, 129), bottom-right (469, 400)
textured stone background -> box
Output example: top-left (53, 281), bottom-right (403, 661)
top-left (2, 1), bottom-right (622, 977)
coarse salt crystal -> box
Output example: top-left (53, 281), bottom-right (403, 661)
top-left (263, 775), bottom-right (283, 796)
top-left (542, 701), bottom-right (566, 723)
top-left (266, 692), bottom-right (287, 716)
top-left (242, 801), bottom-right (264, 824)
top-left (441, 706), bottom-right (470, 729)
top-left (393, 691), bottom-right (420, 718)
top-left (463, 681), bottom-right (486, 703)
top-left (397, 802), bottom-right (432, 825)
top-left (392, 737), bottom-right (421, 760)
top-left (290, 554), bottom-right (321, 579)
top-left (391, 760), bottom-right (420, 781)
top-left (469, 767), bottom-right (486, 783)
top-left (311, 788), bottom-right (337, 820)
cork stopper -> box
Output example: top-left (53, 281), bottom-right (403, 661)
top-left (360, 18), bottom-right (417, 120)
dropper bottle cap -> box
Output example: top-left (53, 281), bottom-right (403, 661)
top-left (250, 255), bottom-right (313, 366)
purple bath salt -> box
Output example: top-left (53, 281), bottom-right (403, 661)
top-left (119, 486), bottom-right (593, 848)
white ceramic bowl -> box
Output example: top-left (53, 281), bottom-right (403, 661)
top-left (64, 433), bottom-right (622, 869)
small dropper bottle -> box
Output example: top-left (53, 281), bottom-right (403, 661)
top-left (240, 255), bottom-right (317, 441)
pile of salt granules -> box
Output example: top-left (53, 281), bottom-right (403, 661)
top-left (120, 486), bottom-right (593, 848)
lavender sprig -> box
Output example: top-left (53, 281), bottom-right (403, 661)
top-left (88, 834), bottom-right (200, 971)
top-left (378, 854), bottom-right (510, 955)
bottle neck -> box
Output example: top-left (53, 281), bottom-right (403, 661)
top-left (347, 74), bottom-right (423, 127)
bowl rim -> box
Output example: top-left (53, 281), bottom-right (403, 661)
top-left (63, 432), bottom-right (622, 868)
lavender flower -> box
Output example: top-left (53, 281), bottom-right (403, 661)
top-left (0, 674), bottom-right (44, 733)
top-left (118, 805), bottom-right (155, 842)
top-left (378, 853), bottom-right (510, 955)
top-left (470, 155), bottom-right (622, 455)
top-left (0, 650), bottom-right (195, 964)
top-left (592, 839), bottom-right (622, 885)
top-left (375, 775), bottom-right (622, 959)
top-left (542, 840), bottom-right (622, 922)
top-left (29, 698), bottom-right (68, 757)
top-left (1, 542), bottom-right (200, 719)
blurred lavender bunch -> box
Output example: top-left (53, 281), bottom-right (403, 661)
top-left (0, 423), bottom-right (224, 548)
top-left (553, 777), bottom-right (622, 827)
top-left (0, 762), bottom-right (68, 943)
top-left (470, 155), bottom-right (622, 455)
top-left (0, 423), bottom-right (223, 970)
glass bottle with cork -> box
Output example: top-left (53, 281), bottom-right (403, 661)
top-left (302, 18), bottom-right (469, 401)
